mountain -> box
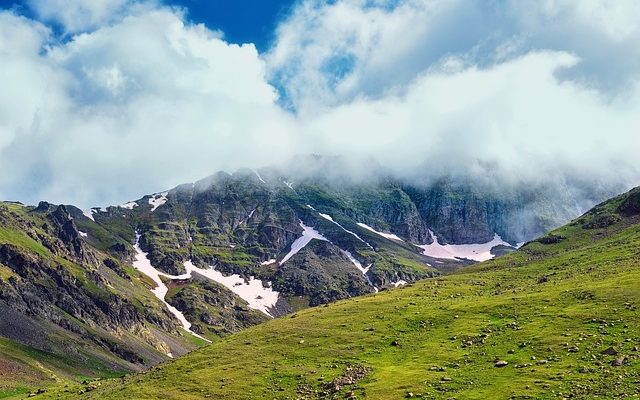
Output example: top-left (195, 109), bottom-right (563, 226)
top-left (0, 162), bottom-right (623, 397)
top-left (37, 185), bottom-right (640, 399)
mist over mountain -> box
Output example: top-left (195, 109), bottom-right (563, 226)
top-left (1, 1), bottom-right (639, 207)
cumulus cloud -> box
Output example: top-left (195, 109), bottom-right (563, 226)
top-left (268, 0), bottom-right (640, 108)
top-left (0, 0), bottom-right (639, 208)
top-left (299, 51), bottom-right (640, 185)
top-left (0, 7), bottom-right (295, 206)
top-left (26, 0), bottom-right (149, 33)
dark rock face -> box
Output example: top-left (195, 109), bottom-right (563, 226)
top-left (617, 188), bottom-right (640, 216)
top-left (273, 241), bottom-right (374, 307)
top-left (582, 213), bottom-right (621, 229)
top-left (537, 234), bottom-right (567, 245)
top-left (87, 167), bottom-right (616, 312)
top-left (166, 276), bottom-right (270, 336)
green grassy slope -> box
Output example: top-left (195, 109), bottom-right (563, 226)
top-left (34, 188), bottom-right (640, 399)
top-left (0, 202), bottom-right (203, 398)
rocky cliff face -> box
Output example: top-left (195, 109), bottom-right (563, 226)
top-left (84, 164), bottom-right (615, 314)
top-left (0, 200), bottom-right (279, 382)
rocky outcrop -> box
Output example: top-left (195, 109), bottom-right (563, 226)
top-left (273, 241), bottom-right (374, 307)
top-left (166, 276), bottom-right (269, 336)
top-left (617, 188), bottom-right (640, 216)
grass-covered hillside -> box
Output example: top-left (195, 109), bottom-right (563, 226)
top-left (34, 187), bottom-right (640, 399)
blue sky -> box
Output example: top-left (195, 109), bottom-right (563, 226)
top-left (171, 0), bottom-right (296, 51)
top-left (0, 0), bottom-right (639, 206)
top-left (0, 0), bottom-right (296, 49)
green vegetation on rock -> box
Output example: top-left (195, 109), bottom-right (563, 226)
top-left (32, 187), bottom-right (640, 399)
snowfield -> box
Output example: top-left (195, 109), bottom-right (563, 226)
top-left (132, 235), bottom-right (208, 341)
top-left (120, 201), bottom-right (138, 209)
top-left (357, 222), bottom-right (404, 242)
top-left (279, 221), bottom-right (328, 265)
top-left (149, 192), bottom-right (168, 212)
top-left (418, 230), bottom-right (511, 262)
top-left (180, 261), bottom-right (279, 317)
top-left (301, 211), bottom-right (378, 289)
top-left (254, 170), bottom-right (266, 184)
top-left (317, 212), bottom-right (373, 249)
top-left (340, 249), bottom-right (377, 291)
top-left (132, 233), bottom-right (281, 341)
top-left (82, 209), bottom-right (95, 221)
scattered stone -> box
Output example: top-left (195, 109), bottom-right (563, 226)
top-left (568, 346), bottom-right (579, 353)
top-left (611, 356), bottom-right (626, 367)
top-left (601, 347), bottom-right (617, 356)
top-left (441, 377), bottom-right (452, 382)
top-left (391, 340), bottom-right (399, 346)
top-left (495, 360), bottom-right (509, 368)
top-left (536, 360), bottom-right (548, 365)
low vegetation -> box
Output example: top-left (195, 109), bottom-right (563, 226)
top-left (30, 188), bottom-right (640, 399)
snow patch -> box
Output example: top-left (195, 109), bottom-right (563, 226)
top-left (283, 181), bottom-right (294, 190)
top-left (254, 170), bottom-right (266, 184)
top-left (317, 212), bottom-right (373, 249)
top-left (120, 201), bottom-right (138, 210)
top-left (418, 230), bottom-right (511, 262)
top-left (357, 223), bottom-right (404, 242)
top-left (247, 208), bottom-right (256, 220)
top-left (132, 232), bottom-right (281, 339)
top-left (132, 234), bottom-right (209, 342)
top-left (182, 261), bottom-right (279, 317)
top-left (340, 249), bottom-right (377, 290)
top-left (318, 213), bottom-right (333, 222)
top-left (393, 280), bottom-right (407, 287)
top-left (279, 221), bottom-right (328, 265)
top-left (261, 259), bottom-right (276, 266)
top-left (79, 231), bottom-right (88, 237)
top-left (82, 209), bottom-right (95, 222)
top-left (149, 192), bottom-right (168, 212)
top-left (306, 204), bottom-right (316, 210)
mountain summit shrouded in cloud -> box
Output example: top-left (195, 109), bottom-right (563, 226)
top-left (0, 0), bottom-right (639, 207)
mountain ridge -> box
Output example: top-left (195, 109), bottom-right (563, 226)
top-left (36, 184), bottom-right (640, 399)
top-left (0, 166), bottom-right (629, 397)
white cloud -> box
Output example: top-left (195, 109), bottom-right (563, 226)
top-left (0, 0), bottom-right (639, 208)
top-left (268, 0), bottom-right (640, 108)
top-left (300, 50), bottom-right (640, 184)
top-left (0, 8), bottom-right (295, 206)
top-left (26, 0), bottom-right (145, 33)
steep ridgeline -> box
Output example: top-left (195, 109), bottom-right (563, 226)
top-left (75, 166), bottom-right (615, 317)
top-left (49, 186), bottom-right (640, 400)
